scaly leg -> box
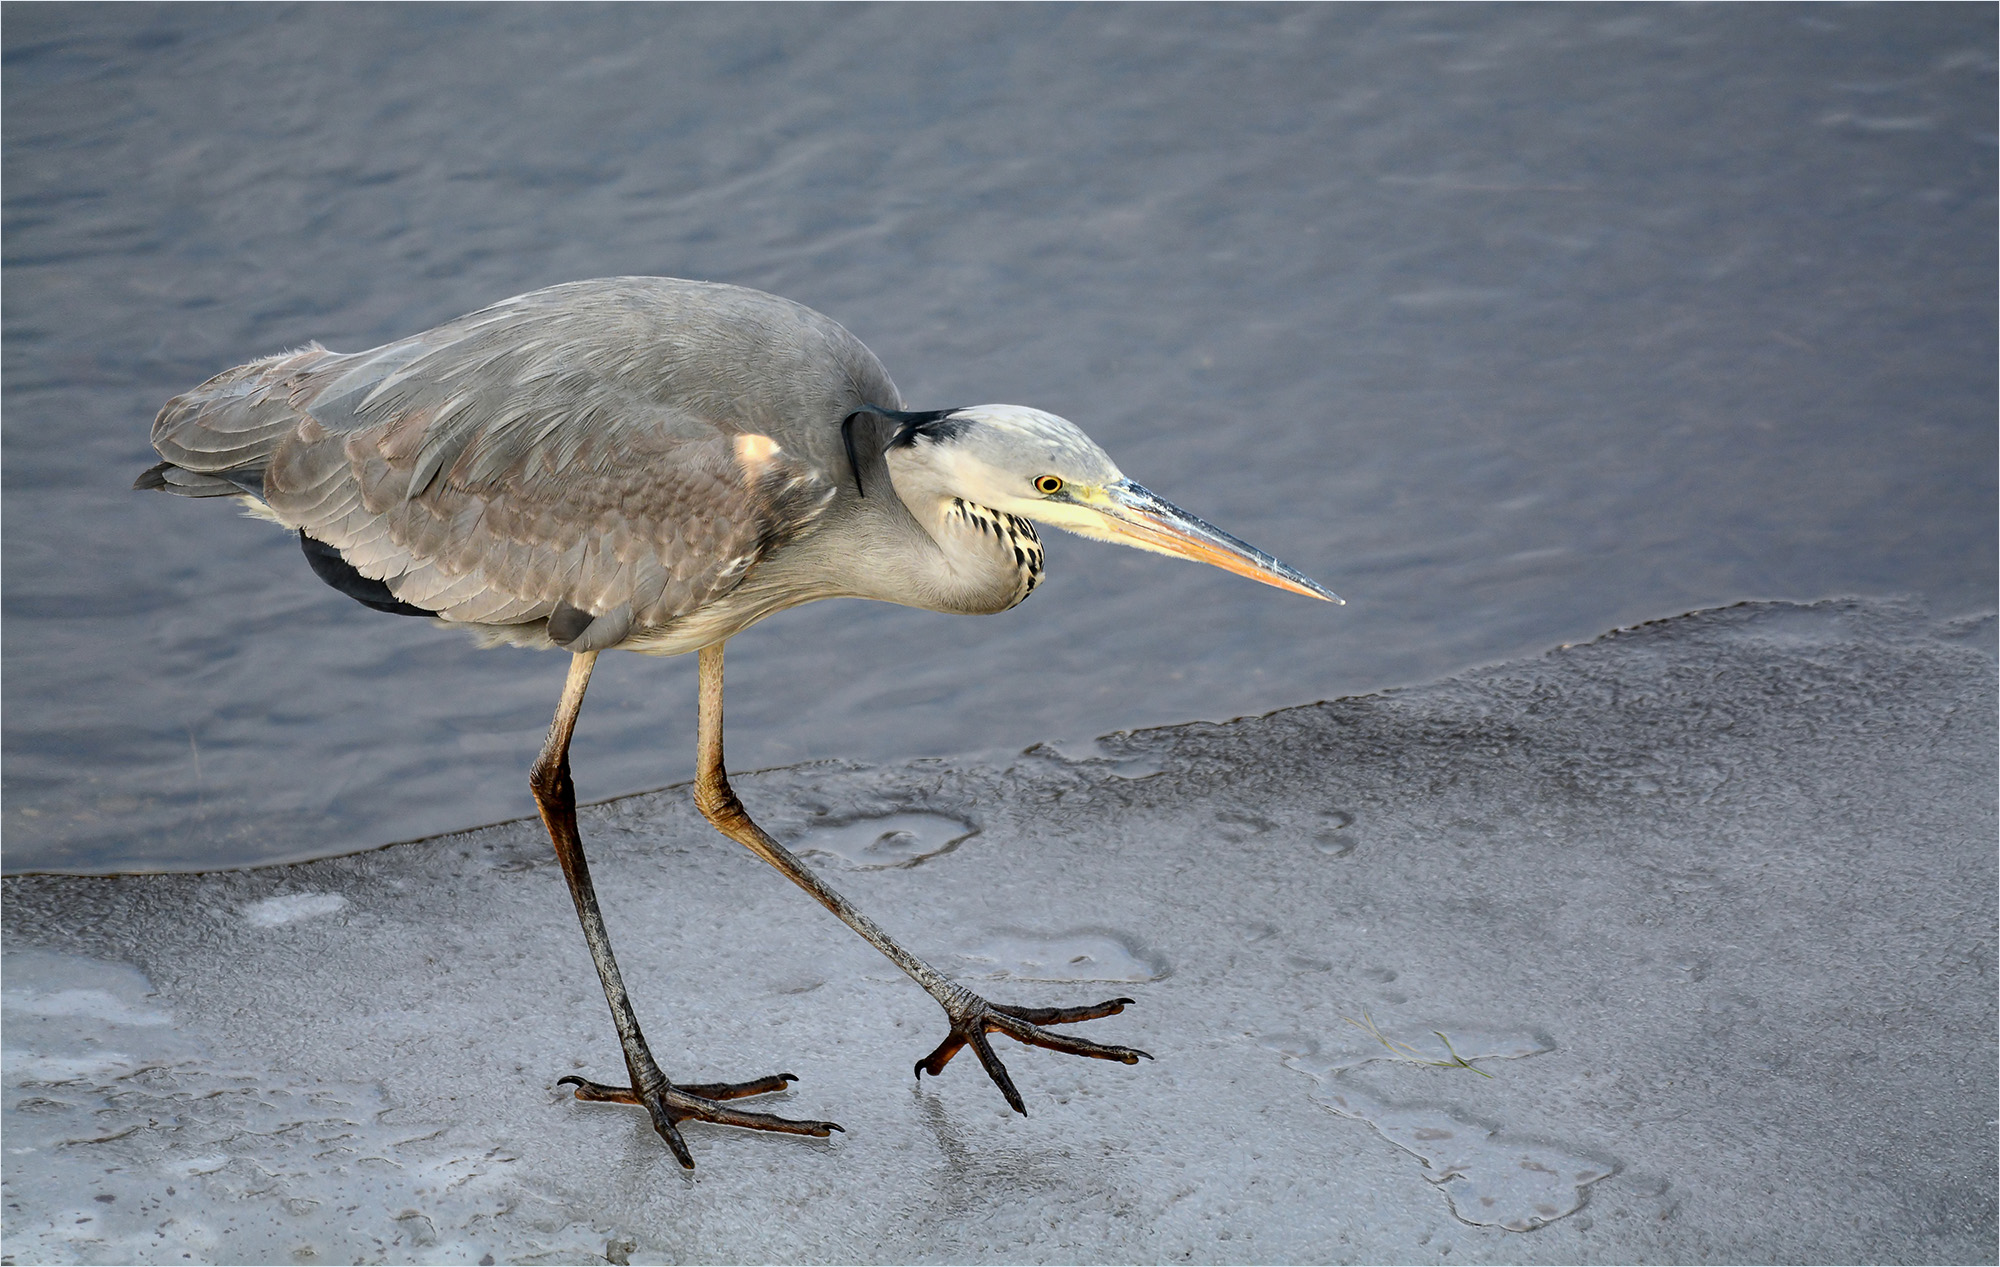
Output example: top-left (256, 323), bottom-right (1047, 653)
top-left (532, 650), bottom-right (841, 1167)
top-left (692, 642), bottom-right (1150, 1115)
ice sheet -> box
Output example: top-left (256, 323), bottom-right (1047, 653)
top-left (3, 599), bottom-right (1993, 1264)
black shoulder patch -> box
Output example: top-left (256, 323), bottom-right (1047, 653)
top-left (298, 532), bottom-right (436, 618)
top-left (873, 406), bottom-right (969, 449)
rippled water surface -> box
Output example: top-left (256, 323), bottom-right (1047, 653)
top-left (4, 3), bottom-right (1993, 872)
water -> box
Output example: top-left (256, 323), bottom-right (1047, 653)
top-left (4, 4), bottom-right (1993, 873)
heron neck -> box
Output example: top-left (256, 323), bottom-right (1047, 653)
top-left (873, 482), bottom-right (1038, 615)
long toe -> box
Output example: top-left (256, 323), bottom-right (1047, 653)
top-left (662, 1087), bottom-right (844, 1138)
top-left (558, 1071), bottom-right (801, 1104)
top-left (675, 1073), bottom-right (799, 1101)
top-left (988, 1009), bottom-right (1151, 1064)
top-left (559, 1070), bottom-right (841, 1166)
top-left (991, 997), bottom-right (1137, 1027)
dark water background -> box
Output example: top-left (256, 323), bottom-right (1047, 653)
top-left (4, 3), bottom-right (1993, 874)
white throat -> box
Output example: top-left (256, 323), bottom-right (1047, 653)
top-left (883, 449), bottom-right (1044, 614)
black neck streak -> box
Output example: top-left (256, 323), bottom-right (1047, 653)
top-left (948, 497), bottom-right (1044, 606)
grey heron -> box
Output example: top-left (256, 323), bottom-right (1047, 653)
top-left (137, 277), bottom-right (1341, 1168)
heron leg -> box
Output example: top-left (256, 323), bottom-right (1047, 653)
top-left (531, 651), bottom-right (842, 1167)
top-left (693, 642), bottom-right (1151, 1116)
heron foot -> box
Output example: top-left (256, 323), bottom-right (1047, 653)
top-left (915, 995), bottom-right (1152, 1114)
top-left (558, 1071), bottom-right (842, 1168)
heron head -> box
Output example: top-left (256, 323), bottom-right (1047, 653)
top-left (883, 404), bottom-right (1341, 602)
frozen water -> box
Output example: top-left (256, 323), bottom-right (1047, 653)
top-left (2, 600), bottom-right (1994, 1263)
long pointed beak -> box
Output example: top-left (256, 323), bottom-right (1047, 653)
top-left (1094, 479), bottom-right (1343, 602)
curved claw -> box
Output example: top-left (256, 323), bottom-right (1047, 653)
top-left (914, 995), bottom-right (1153, 1115)
top-left (558, 1072), bottom-right (841, 1168)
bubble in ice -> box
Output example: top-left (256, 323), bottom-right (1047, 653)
top-left (1313, 810), bottom-right (1359, 856)
top-left (791, 811), bottom-right (976, 870)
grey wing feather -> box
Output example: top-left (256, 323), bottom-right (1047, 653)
top-left (147, 344), bottom-right (338, 486)
top-left (144, 278), bottom-right (899, 638)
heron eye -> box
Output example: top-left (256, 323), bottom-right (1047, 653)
top-left (1034, 475), bottom-right (1065, 496)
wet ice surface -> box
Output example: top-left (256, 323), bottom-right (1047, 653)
top-left (3, 600), bottom-right (1994, 1264)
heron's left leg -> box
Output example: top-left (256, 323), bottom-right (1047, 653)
top-left (532, 651), bottom-right (841, 1166)
top-left (692, 642), bottom-right (1151, 1115)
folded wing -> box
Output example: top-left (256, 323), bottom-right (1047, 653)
top-left (145, 279), bottom-right (871, 645)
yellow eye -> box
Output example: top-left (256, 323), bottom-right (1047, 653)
top-left (1034, 474), bottom-right (1065, 496)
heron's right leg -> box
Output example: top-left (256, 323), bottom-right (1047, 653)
top-left (691, 642), bottom-right (1150, 1116)
top-left (530, 650), bottom-right (841, 1168)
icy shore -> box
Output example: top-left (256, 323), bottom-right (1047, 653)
top-left (4, 599), bottom-right (1994, 1264)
